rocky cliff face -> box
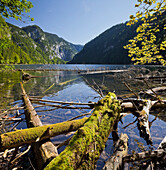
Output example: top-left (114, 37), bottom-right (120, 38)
top-left (22, 25), bottom-right (83, 61)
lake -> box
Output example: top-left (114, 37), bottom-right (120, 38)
top-left (0, 64), bottom-right (166, 169)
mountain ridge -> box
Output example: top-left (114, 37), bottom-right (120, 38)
top-left (0, 15), bottom-right (83, 64)
top-left (69, 12), bottom-right (166, 65)
top-left (69, 22), bottom-right (139, 64)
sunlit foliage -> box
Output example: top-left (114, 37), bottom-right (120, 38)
top-left (0, 0), bottom-right (34, 21)
top-left (124, 0), bottom-right (166, 65)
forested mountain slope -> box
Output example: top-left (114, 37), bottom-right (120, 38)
top-left (69, 23), bottom-right (139, 64)
top-left (69, 14), bottom-right (166, 64)
top-left (0, 16), bottom-right (83, 64)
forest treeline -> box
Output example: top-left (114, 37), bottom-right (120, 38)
top-left (0, 16), bottom-right (82, 65)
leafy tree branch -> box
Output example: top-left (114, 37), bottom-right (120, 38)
top-left (0, 0), bottom-right (34, 21)
top-left (124, 0), bottom-right (166, 65)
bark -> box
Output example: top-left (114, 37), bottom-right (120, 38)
top-left (103, 133), bottom-right (128, 170)
top-left (137, 100), bottom-right (153, 145)
top-left (31, 102), bottom-right (91, 110)
top-left (20, 82), bottom-right (42, 127)
top-left (0, 117), bottom-right (88, 152)
top-left (158, 136), bottom-right (166, 149)
top-left (146, 136), bottom-right (166, 169)
top-left (121, 100), bottom-right (166, 111)
top-left (44, 93), bottom-right (121, 170)
top-left (20, 82), bottom-right (58, 170)
top-left (29, 98), bottom-right (95, 106)
top-left (123, 148), bottom-right (166, 162)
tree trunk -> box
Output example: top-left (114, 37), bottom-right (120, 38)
top-left (20, 82), bottom-right (58, 170)
top-left (44, 92), bottom-right (121, 170)
top-left (123, 149), bottom-right (166, 162)
top-left (0, 117), bottom-right (88, 151)
top-left (103, 133), bottom-right (128, 170)
top-left (136, 100), bottom-right (155, 145)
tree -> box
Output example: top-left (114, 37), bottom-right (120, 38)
top-left (124, 0), bottom-right (166, 65)
top-left (0, 0), bottom-right (34, 21)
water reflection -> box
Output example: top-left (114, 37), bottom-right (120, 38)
top-left (0, 64), bottom-right (166, 169)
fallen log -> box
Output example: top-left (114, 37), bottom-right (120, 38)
top-left (121, 100), bottom-right (166, 111)
top-left (136, 100), bottom-right (154, 145)
top-left (158, 136), bottom-right (166, 149)
top-left (44, 92), bottom-right (121, 170)
top-left (20, 82), bottom-right (58, 170)
top-left (29, 98), bottom-right (95, 106)
top-left (146, 136), bottom-right (166, 169)
top-left (135, 76), bottom-right (166, 80)
top-left (145, 86), bottom-right (166, 95)
top-left (31, 101), bottom-right (91, 110)
top-left (0, 117), bottom-right (88, 152)
top-left (123, 148), bottom-right (166, 162)
top-left (103, 133), bottom-right (128, 170)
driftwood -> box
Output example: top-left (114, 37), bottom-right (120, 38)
top-left (135, 75), bottom-right (166, 80)
top-left (146, 136), bottom-right (166, 169)
top-left (20, 82), bottom-right (58, 169)
top-left (123, 136), bottom-right (166, 164)
top-left (103, 133), bottom-right (128, 170)
top-left (30, 102), bottom-right (91, 110)
top-left (158, 136), bottom-right (166, 149)
top-left (136, 100), bottom-right (154, 145)
top-left (0, 117), bottom-right (88, 152)
top-left (144, 86), bottom-right (166, 95)
top-left (121, 99), bottom-right (166, 111)
top-left (29, 98), bottom-right (95, 106)
top-left (44, 93), bottom-right (121, 170)
top-left (123, 148), bottom-right (166, 162)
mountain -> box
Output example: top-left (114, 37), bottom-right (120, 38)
top-left (69, 23), bottom-right (138, 64)
top-left (0, 16), bottom-right (32, 64)
top-left (0, 15), bottom-right (83, 64)
top-left (69, 14), bottom-right (166, 64)
top-left (21, 25), bottom-right (83, 61)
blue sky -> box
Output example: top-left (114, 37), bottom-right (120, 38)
top-left (6, 0), bottom-right (137, 45)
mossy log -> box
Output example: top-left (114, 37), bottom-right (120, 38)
top-left (20, 82), bottom-right (58, 169)
top-left (0, 117), bottom-right (88, 152)
top-left (20, 82), bottom-right (42, 127)
top-left (44, 92), bottom-right (121, 170)
top-left (103, 133), bottom-right (128, 170)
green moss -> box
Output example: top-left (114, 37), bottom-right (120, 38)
top-left (0, 117), bottom-right (88, 151)
top-left (45, 93), bottom-right (121, 169)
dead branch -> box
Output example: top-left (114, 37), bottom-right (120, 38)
top-left (31, 102), bottom-right (91, 110)
top-left (144, 86), bottom-right (166, 96)
top-left (158, 136), bottom-right (166, 149)
top-left (83, 77), bottom-right (103, 98)
top-left (103, 133), bottom-right (128, 170)
top-left (123, 82), bottom-right (140, 99)
top-left (10, 145), bottom-right (31, 165)
top-left (57, 137), bottom-right (72, 149)
top-left (67, 108), bottom-right (94, 121)
top-left (29, 98), bottom-right (95, 106)
top-left (136, 100), bottom-right (154, 145)
top-left (143, 79), bottom-right (160, 99)
top-left (123, 148), bottom-right (166, 163)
